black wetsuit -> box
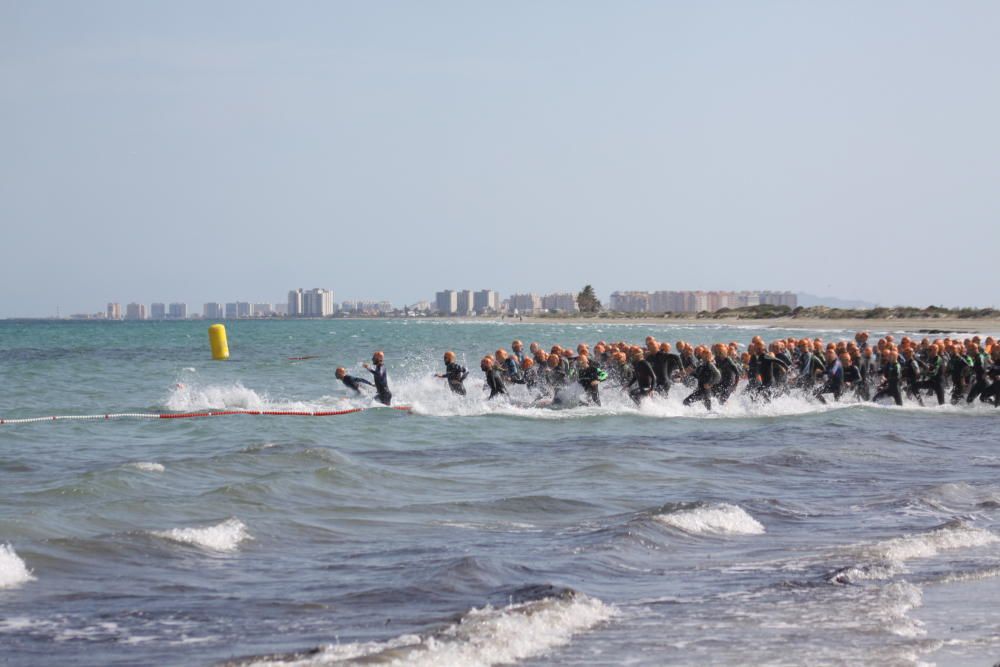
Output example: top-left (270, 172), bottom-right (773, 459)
top-left (500, 357), bottom-right (521, 384)
top-left (915, 355), bottom-right (945, 405)
top-left (872, 361), bottom-right (903, 406)
top-left (967, 352), bottom-right (991, 403)
top-left (612, 362), bottom-right (634, 389)
top-left (745, 354), bottom-right (760, 395)
top-left (981, 363), bottom-right (1000, 406)
top-left (680, 352), bottom-right (698, 386)
top-left (796, 352), bottom-right (825, 389)
top-left (366, 363), bottom-right (392, 406)
top-left (843, 364), bottom-right (863, 398)
top-left (516, 366), bottom-right (539, 390)
top-left (755, 353), bottom-right (789, 401)
top-left (340, 374), bottom-right (374, 394)
top-left (713, 356), bottom-right (741, 404)
top-left (684, 361), bottom-right (722, 410)
top-left (856, 356), bottom-right (877, 400)
top-left (628, 358), bottom-right (657, 403)
top-left (484, 367), bottom-right (507, 400)
top-left (649, 351), bottom-right (672, 395)
top-left (577, 366), bottom-right (602, 405)
top-left (814, 359), bottom-right (844, 404)
top-left (948, 353), bottom-right (972, 404)
top-left (443, 361), bottom-right (469, 396)
top-left (900, 356), bottom-right (925, 405)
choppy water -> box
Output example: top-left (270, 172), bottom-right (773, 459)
top-left (1, 319), bottom-right (999, 666)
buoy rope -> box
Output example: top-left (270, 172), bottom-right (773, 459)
top-left (0, 406), bottom-right (411, 425)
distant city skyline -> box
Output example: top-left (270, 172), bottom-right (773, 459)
top-left (4, 3), bottom-right (999, 317)
top-left (68, 287), bottom-right (805, 320)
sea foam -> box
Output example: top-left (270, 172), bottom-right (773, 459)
top-left (655, 503), bottom-right (765, 535)
top-left (152, 518), bottom-right (252, 552)
top-left (241, 591), bottom-right (615, 667)
top-left (125, 462), bottom-right (165, 473)
top-left (865, 523), bottom-right (998, 563)
top-left (0, 544), bottom-right (35, 589)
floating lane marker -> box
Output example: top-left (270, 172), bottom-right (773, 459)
top-left (0, 406), bottom-right (411, 426)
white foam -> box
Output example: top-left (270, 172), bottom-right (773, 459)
top-left (125, 462), bottom-right (165, 472)
top-left (864, 523), bottom-right (998, 563)
top-left (0, 544), bottom-right (35, 589)
top-left (933, 566), bottom-right (1000, 585)
top-left (152, 518), bottom-right (252, 552)
top-left (243, 592), bottom-right (615, 667)
top-left (655, 503), bottom-right (765, 535)
top-left (164, 381), bottom-right (355, 413)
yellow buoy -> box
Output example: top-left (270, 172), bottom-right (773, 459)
top-left (208, 324), bottom-right (229, 360)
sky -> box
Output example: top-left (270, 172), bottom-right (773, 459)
top-left (2, 1), bottom-right (999, 317)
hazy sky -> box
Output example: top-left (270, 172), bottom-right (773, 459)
top-left (2, 1), bottom-right (999, 317)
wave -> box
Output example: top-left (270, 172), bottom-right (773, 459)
top-left (829, 521), bottom-right (998, 585)
top-left (124, 462), bottom-right (165, 473)
top-left (0, 544), bottom-right (35, 589)
top-left (151, 518), bottom-right (252, 553)
top-left (230, 589), bottom-right (615, 667)
top-left (655, 503), bottom-right (765, 535)
top-left (862, 522), bottom-right (998, 563)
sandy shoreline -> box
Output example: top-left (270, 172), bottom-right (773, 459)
top-left (471, 316), bottom-right (1000, 334)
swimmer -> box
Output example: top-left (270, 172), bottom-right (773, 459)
top-left (362, 351), bottom-right (392, 405)
top-left (628, 348), bottom-right (657, 404)
top-left (436, 351), bottom-right (469, 396)
top-left (684, 347), bottom-right (721, 410)
top-left (481, 356), bottom-right (507, 400)
top-left (336, 366), bottom-right (375, 395)
top-left (576, 355), bottom-right (603, 405)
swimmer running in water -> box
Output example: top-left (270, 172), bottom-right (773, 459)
top-left (481, 356), bottom-right (507, 400)
top-left (436, 351), bottom-right (469, 395)
top-left (362, 351), bottom-right (392, 405)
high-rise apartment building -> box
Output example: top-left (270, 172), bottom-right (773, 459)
top-left (287, 289), bottom-right (303, 317)
top-left (124, 303), bottom-right (146, 320)
top-left (612, 290), bottom-right (795, 313)
top-left (168, 303), bottom-right (188, 319)
top-left (254, 303), bottom-right (272, 317)
top-left (150, 303), bottom-right (166, 320)
top-left (473, 290), bottom-right (500, 314)
top-left (541, 292), bottom-right (578, 312)
top-left (509, 293), bottom-right (542, 314)
top-left (456, 290), bottom-right (474, 316)
top-left (203, 303), bottom-right (223, 319)
top-left (760, 291), bottom-right (797, 308)
top-left (301, 289), bottom-right (334, 317)
top-left (435, 290), bottom-right (458, 315)
top-left (106, 303), bottom-right (121, 320)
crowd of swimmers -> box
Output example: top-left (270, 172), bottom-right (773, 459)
top-left (335, 333), bottom-right (1000, 411)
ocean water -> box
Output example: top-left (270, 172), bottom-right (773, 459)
top-left (1, 319), bottom-right (999, 666)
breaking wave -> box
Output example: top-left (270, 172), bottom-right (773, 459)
top-left (862, 522), bottom-right (998, 563)
top-left (151, 518), bottom-right (252, 553)
top-left (0, 544), bottom-right (35, 589)
top-left (230, 589), bottom-right (615, 667)
top-left (829, 521), bottom-right (998, 585)
top-left (655, 503), bottom-right (765, 535)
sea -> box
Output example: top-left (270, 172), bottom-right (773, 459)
top-left (1, 318), bottom-right (999, 666)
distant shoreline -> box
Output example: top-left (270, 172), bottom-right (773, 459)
top-left (502, 316), bottom-right (1000, 334)
top-left (6, 315), bottom-right (998, 335)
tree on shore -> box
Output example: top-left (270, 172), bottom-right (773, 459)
top-left (577, 285), bottom-right (602, 313)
